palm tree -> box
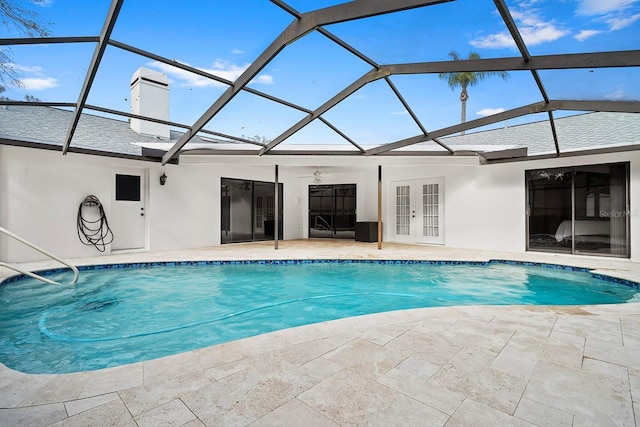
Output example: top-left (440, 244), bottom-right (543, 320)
top-left (439, 51), bottom-right (508, 133)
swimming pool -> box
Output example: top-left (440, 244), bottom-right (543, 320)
top-left (0, 259), bottom-right (638, 374)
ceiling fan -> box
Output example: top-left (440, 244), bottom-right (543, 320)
top-left (298, 167), bottom-right (326, 185)
top-left (312, 168), bottom-right (322, 185)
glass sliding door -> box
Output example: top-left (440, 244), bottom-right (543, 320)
top-left (309, 184), bottom-right (356, 239)
top-left (527, 168), bottom-right (573, 253)
top-left (221, 178), bottom-right (283, 244)
top-left (309, 186), bottom-right (334, 238)
top-left (253, 181), bottom-right (282, 240)
top-left (574, 164), bottom-right (628, 255)
top-left (526, 163), bottom-right (629, 257)
top-left (221, 180), bottom-right (253, 243)
top-left (334, 185), bottom-right (356, 238)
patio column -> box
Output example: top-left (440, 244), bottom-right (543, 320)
top-left (275, 164), bottom-right (279, 250)
top-left (378, 165), bottom-right (382, 250)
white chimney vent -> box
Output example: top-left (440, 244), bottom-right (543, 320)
top-left (130, 67), bottom-right (170, 139)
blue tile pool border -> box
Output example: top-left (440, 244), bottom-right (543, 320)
top-left (2, 259), bottom-right (639, 290)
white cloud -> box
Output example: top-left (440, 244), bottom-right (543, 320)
top-left (606, 13), bottom-right (640, 30)
top-left (231, 49), bottom-right (244, 55)
top-left (576, 0), bottom-right (637, 16)
top-left (605, 88), bottom-right (626, 100)
top-left (473, 0), bottom-right (638, 49)
top-left (11, 64), bottom-right (44, 73)
top-left (476, 108), bottom-right (505, 116)
top-left (19, 77), bottom-right (58, 90)
top-left (471, 7), bottom-right (567, 48)
top-left (510, 10), bottom-right (540, 27)
top-left (521, 24), bottom-right (567, 44)
top-left (151, 61), bottom-right (223, 87)
top-left (5, 63), bottom-right (58, 90)
top-left (391, 110), bottom-right (409, 115)
top-left (574, 29), bottom-right (602, 40)
top-left (518, 0), bottom-right (543, 6)
top-left (150, 59), bottom-right (273, 87)
top-left (575, 0), bottom-right (640, 31)
top-left (252, 74), bottom-right (273, 84)
top-left (471, 32), bottom-right (516, 49)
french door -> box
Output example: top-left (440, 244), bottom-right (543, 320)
top-left (391, 178), bottom-right (444, 244)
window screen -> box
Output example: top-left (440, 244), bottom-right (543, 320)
top-left (115, 174), bottom-right (141, 201)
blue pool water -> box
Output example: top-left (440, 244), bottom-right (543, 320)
top-left (0, 260), bottom-right (638, 374)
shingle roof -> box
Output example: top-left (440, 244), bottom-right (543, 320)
top-left (440, 112), bottom-right (640, 155)
top-left (1, 106), bottom-right (638, 158)
top-left (0, 105), bottom-right (222, 156)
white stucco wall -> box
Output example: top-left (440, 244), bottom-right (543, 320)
top-left (1, 144), bottom-right (638, 263)
top-left (379, 160), bottom-right (525, 252)
top-left (1, 147), bottom-right (117, 262)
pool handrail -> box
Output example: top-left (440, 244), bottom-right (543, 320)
top-left (0, 226), bottom-right (79, 285)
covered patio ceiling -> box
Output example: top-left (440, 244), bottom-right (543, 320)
top-left (0, 0), bottom-right (638, 164)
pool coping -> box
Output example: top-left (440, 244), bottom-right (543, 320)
top-left (3, 258), bottom-right (639, 289)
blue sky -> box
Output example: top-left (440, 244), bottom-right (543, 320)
top-left (1, 0), bottom-right (639, 147)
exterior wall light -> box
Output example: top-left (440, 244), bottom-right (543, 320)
top-left (160, 172), bottom-right (167, 186)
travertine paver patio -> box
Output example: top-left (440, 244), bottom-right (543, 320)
top-left (1, 240), bottom-right (639, 426)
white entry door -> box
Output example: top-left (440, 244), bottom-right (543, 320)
top-left (111, 169), bottom-right (146, 250)
top-left (391, 178), bottom-right (444, 245)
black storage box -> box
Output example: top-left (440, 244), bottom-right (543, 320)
top-left (355, 221), bottom-right (380, 242)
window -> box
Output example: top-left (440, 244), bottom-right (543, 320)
top-left (396, 185), bottom-right (411, 236)
top-left (526, 163), bottom-right (629, 257)
top-left (115, 174), bottom-right (141, 201)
